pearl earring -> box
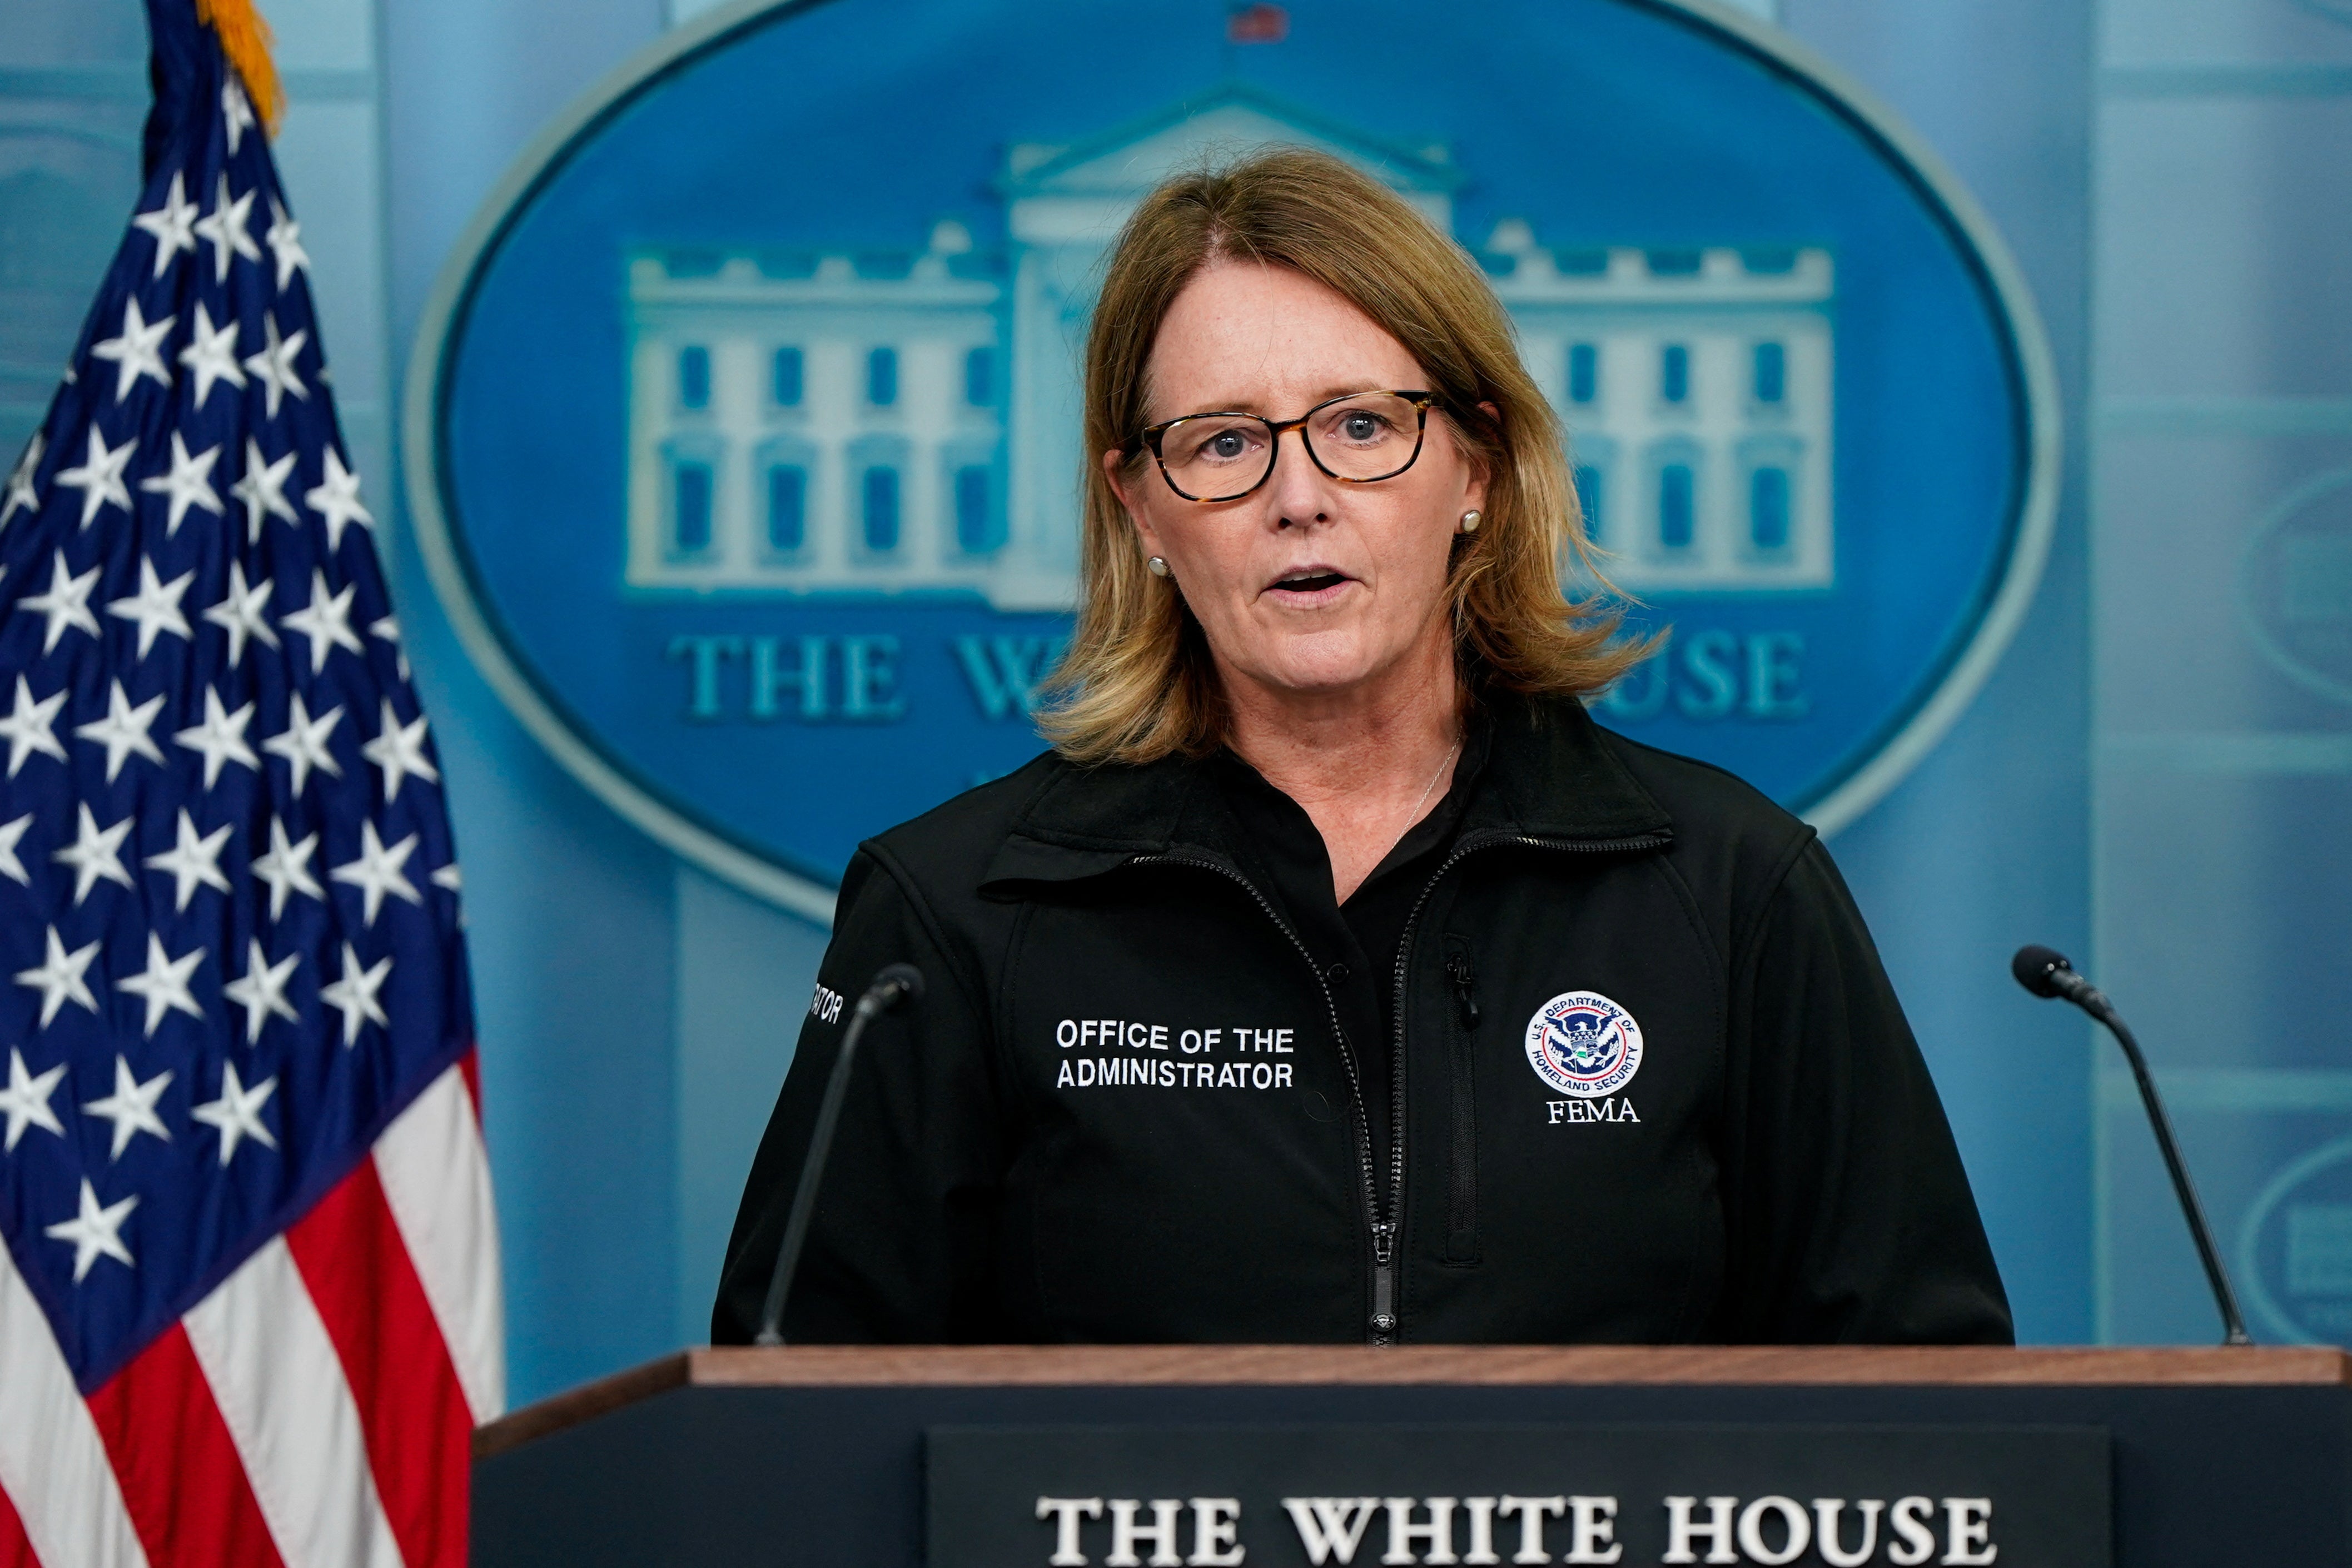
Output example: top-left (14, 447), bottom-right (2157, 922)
top-left (1146, 555), bottom-right (1171, 578)
top-left (1458, 510), bottom-right (1483, 534)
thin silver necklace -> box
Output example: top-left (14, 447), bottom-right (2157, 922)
top-left (1402, 734), bottom-right (1463, 829)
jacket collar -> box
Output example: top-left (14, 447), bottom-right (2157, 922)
top-left (982, 690), bottom-right (1672, 890)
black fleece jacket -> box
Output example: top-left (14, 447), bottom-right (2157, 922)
top-left (714, 692), bottom-right (2012, 1347)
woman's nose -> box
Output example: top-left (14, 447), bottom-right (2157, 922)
top-left (1266, 426), bottom-right (1331, 528)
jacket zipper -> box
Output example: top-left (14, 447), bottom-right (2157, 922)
top-left (1128, 853), bottom-right (1386, 1340)
top-left (1444, 944), bottom-right (1480, 1261)
top-left (1445, 951), bottom-right (1480, 1028)
top-left (1139, 829), bottom-right (1670, 1345)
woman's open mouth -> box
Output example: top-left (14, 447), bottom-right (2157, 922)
top-left (1266, 568), bottom-right (1353, 601)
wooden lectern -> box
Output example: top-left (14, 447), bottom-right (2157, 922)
top-left (473, 1345), bottom-right (2350, 1566)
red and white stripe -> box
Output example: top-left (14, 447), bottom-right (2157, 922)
top-left (0, 1054), bottom-right (501, 1568)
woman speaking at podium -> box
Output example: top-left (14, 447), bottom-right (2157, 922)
top-left (715, 150), bottom-right (2012, 1348)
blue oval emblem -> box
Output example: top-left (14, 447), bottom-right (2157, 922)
top-left (405, 0), bottom-right (2058, 919)
top-left (2241, 1135), bottom-right (2352, 1345)
top-left (2241, 469), bottom-right (2352, 708)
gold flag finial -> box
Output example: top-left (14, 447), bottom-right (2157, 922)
top-left (196, 0), bottom-right (284, 135)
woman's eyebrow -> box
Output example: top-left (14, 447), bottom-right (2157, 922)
top-left (1162, 382), bottom-right (1393, 418)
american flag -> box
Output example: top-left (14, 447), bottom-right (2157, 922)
top-left (0, 3), bottom-right (500, 1565)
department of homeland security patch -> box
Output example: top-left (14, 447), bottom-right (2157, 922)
top-left (1526, 991), bottom-right (1645, 1098)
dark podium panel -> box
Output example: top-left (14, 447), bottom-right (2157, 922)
top-left (473, 1345), bottom-right (2351, 1566)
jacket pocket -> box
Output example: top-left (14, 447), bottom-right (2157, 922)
top-left (1442, 935), bottom-right (1480, 1265)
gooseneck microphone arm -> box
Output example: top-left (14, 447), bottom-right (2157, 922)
top-left (753, 963), bottom-right (925, 1347)
top-left (2011, 945), bottom-right (2251, 1346)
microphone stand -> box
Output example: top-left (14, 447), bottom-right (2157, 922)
top-left (2013, 945), bottom-right (2251, 1346)
top-left (2095, 1002), bottom-right (2252, 1346)
top-left (753, 963), bottom-right (923, 1347)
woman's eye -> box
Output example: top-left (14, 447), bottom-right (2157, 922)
top-left (1337, 412), bottom-right (1391, 442)
top-left (1208, 431), bottom-right (1249, 459)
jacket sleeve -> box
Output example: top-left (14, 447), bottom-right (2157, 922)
top-left (710, 849), bottom-right (1007, 1343)
top-left (1718, 835), bottom-right (2015, 1345)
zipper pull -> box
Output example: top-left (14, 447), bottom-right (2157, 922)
top-left (1445, 952), bottom-right (1480, 1029)
top-left (1370, 1223), bottom-right (1398, 1340)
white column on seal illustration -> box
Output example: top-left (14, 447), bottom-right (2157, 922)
top-left (715, 323), bottom-right (763, 575)
top-left (806, 328), bottom-right (855, 576)
top-left (623, 285), bottom-right (675, 585)
top-left (1002, 147), bottom-right (1120, 613)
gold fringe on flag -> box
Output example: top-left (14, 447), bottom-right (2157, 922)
top-left (196, 0), bottom-right (285, 135)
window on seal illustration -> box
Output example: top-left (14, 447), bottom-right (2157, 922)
top-left (1574, 464), bottom-right (1605, 546)
top-left (1752, 341), bottom-right (1787, 406)
top-left (660, 437), bottom-right (721, 560)
top-left (863, 466), bottom-right (899, 552)
top-left (677, 345), bottom-right (711, 411)
top-left (772, 346), bottom-right (803, 407)
top-left (674, 465), bottom-right (712, 552)
top-left (767, 465), bottom-right (807, 554)
top-left (848, 435), bottom-right (908, 559)
top-left (956, 467), bottom-right (997, 554)
top-left (1737, 434), bottom-right (1803, 562)
top-left (757, 436), bottom-right (817, 560)
top-left (964, 346), bottom-right (994, 408)
top-left (944, 442), bottom-right (1004, 556)
top-left (1749, 466), bottom-right (1791, 552)
top-left (1659, 343), bottom-right (1690, 406)
top-left (1659, 464), bottom-right (1694, 550)
top-left (867, 346), bottom-right (898, 408)
top-left (1568, 435), bottom-right (1613, 550)
top-left (1646, 440), bottom-right (1703, 557)
top-left (1568, 342), bottom-right (1599, 405)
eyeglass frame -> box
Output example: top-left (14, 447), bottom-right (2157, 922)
top-left (1122, 389), bottom-right (1445, 503)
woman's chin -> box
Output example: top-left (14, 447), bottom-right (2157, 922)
top-left (1233, 641), bottom-right (1419, 701)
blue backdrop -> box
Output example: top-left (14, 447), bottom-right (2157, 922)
top-left (395, 0), bottom-right (2099, 1398)
top-left (24, 0), bottom-right (2346, 1407)
top-left (3, 0), bottom-right (2092, 1402)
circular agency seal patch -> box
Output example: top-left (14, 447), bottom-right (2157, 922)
top-left (1525, 991), bottom-right (1645, 1098)
top-left (406, 0), bottom-right (2058, 923)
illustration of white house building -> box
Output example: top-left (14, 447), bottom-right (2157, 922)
top-left (622, 85), bottom-right (1834, 607)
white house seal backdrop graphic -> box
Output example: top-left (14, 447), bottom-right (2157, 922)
top-left (407, 0), bottom-right (2057, 921)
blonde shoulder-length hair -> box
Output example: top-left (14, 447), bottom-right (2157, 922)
top-left (1038, 147), bottom-right (1645, 765)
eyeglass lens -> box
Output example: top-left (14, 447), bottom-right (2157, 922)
top-left (1157, 391), bottom-right (1425, 500)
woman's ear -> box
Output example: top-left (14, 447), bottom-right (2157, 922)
top-left (1463, 402), bottom-right (1503, 514)
top-left (1102, 446), bottom-right (1135, 511)
top-left (1105, 447), bottom-right (1167, 559)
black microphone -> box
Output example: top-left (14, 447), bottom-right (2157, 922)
top-left (753, 963), bottom-right (924, 1347)
top-left (2010, 945), bottom-right (2251, 1346)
